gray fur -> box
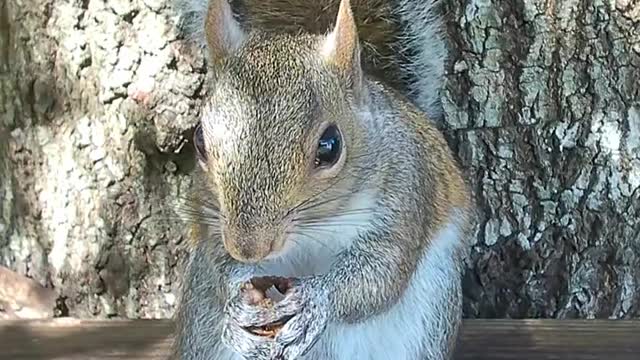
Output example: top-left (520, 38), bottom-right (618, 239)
top-left (394, 0), bottom-right (447, 121)
top-left (171, 0), bottom-right (448, 119)
top-left (171, 74), bottom-right (473, 359)
top-left (170, 1), bottom-right (470, 359)
top-left (173, 0), bottom-right (210, 48)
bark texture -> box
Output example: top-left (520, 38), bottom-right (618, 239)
top-left (1, 0), bottom-right (639, 319)
top-left (443, 0), bottom-right (640, 318)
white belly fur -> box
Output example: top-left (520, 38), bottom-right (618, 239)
top-left (319, 220), bottom-right (462, 360)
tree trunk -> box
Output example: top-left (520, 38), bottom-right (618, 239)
top-left (443, 0), bottom-right (640, 318)
top-left (1, 0), bottom-right (638, 319)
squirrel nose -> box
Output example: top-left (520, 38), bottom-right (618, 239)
top-left (229, 241), bottom-right (272, 263)
top-left (222, 228), bottom-right (277, 263)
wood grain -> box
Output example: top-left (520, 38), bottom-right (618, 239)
top-left (1, 319), bottom-right (638, 359)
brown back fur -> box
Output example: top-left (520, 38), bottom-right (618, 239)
top-left (229, 0), bottom-right (411, 92)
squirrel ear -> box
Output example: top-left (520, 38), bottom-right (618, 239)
top-left (320, 0), bottom-right (363, 92)
top-left (205, 0), bottom-right (246, 59)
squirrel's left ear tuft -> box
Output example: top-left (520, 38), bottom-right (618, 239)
top-left (205, 0), bottom-right (246, 60)
top-left (320, 0), bottom-right (363, 93)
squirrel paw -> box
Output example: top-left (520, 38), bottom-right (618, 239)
top-left (270, 277), bottom-right (329, 359)
top-left (222, 276), bottom-right (329, 360)
top-left (222, 319), bottom-right (273, 359)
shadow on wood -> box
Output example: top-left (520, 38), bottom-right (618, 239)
top-left (0, 318), bottom-right (174, 360)
top-left (1, 318), bottom-right (639, 359)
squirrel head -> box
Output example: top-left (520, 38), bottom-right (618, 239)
top-left (194, 0), bottom-right (370, 263)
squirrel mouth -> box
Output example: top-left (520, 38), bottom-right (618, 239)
top-left (261, 234), bottom-right (294, 261)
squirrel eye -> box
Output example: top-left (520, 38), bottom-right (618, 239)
top-left (315, 125), bottom-right (342, 168)
top-left (194, 123), bottom-right (207, 161)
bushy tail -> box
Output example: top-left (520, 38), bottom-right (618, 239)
top-left (173, 0), bottom-right (210, 49)
top-left (394, 0), bottom-right (447, 121)
top-left (172, 0), bottom-right (447, 120)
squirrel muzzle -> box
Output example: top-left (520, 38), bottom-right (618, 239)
top-left (222, 223), bottom-right (287, 263)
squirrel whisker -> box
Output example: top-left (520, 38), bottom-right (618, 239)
top-left (286, 176), bottom-right (347, 217)
top-left (293, 210), bottom-right (376, 225)
top-left (286, 230), bottom-right (333, 253)
top-left (294, 185), bottom-right (366, 215)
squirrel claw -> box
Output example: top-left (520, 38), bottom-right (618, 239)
top-left (270, 277), bottom-right (329, 359)
top-left (221, 319), bottom-right (273, 359)
top-left (270, 303), bottom-right (328, 360)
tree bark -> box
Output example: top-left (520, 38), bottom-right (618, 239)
top-left (1, 0), bottom-right (639, 319)
top-left (443, 0), bottom-right (640, 318)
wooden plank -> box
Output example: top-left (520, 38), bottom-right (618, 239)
top-left (454, 319), bottom-right (640, 360)
top-left (1, 318), bottom-right (639, 359)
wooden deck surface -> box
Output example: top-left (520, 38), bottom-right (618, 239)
top-left (1, 318), bottom-right (638, 359)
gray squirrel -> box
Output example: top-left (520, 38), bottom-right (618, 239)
top-left (170, 0), bottom-right (476, 359)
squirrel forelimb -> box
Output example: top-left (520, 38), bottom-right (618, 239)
top-left (221, 220), bottom-right (432, 360)
top-left (223, 276), bottom-right (329, 360)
